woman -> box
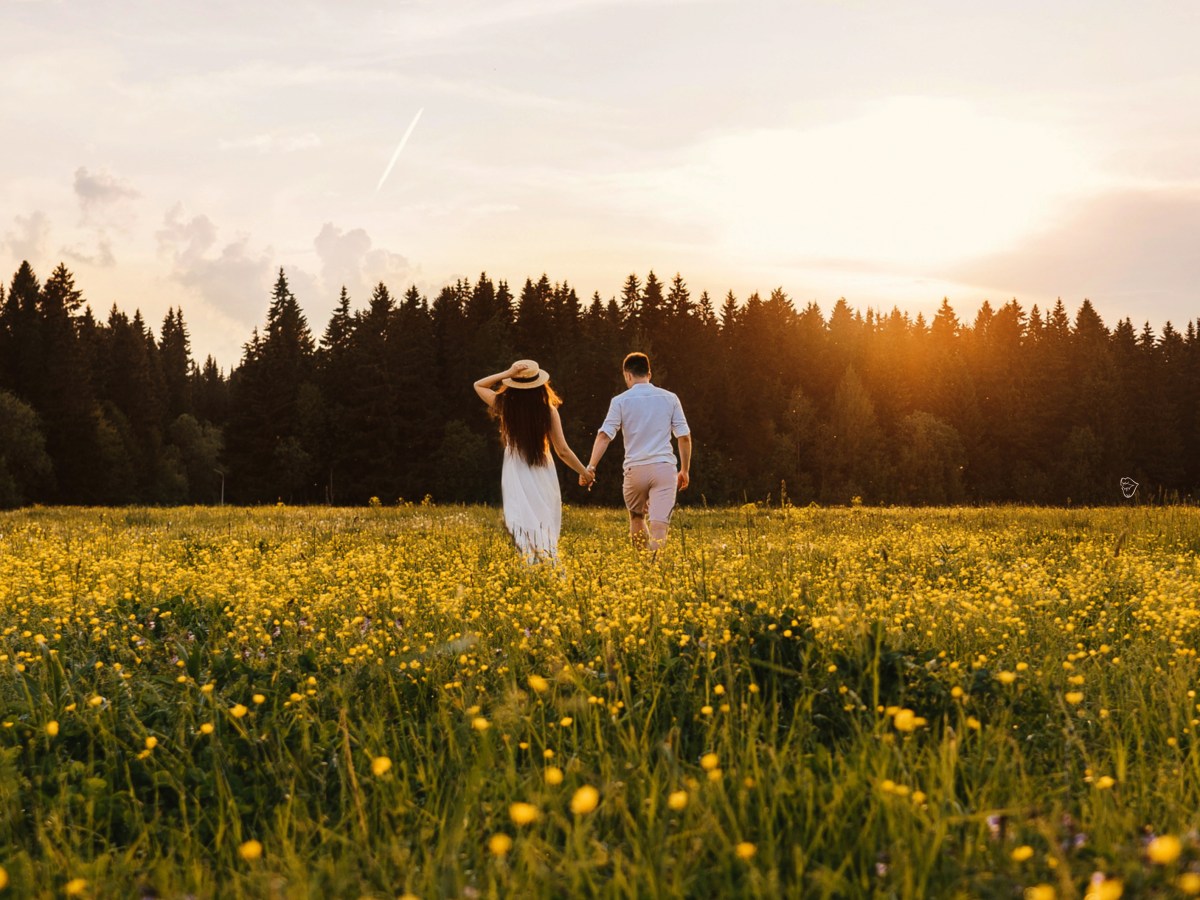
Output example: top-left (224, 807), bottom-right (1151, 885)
top-left (474, 360), bottom-right (594, 561)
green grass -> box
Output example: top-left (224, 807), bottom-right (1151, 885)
top-left (0, 504), bottom-right (1198, 898)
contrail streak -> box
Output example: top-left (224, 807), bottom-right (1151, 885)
top-left (375, 107), bottom-right (424, 193)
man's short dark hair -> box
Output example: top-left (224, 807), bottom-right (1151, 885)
top-left (623, 352), bottom-right (651, 377)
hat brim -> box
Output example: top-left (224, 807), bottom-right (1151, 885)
top-left (501, 370), bottom-right (550, 389)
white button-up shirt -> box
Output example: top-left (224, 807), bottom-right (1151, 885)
top-left (599, 382), bottom-right (690, 470)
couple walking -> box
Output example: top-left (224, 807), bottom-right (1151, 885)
top-left (473, 352), bottom-right (692, 561)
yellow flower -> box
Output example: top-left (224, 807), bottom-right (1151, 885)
top-left (966, 716), bottom-right (982, 730)
top-left (559, 716), bottom-right (573, 727)
top-left (64, 878), bottom-right (87, 895)
top-left (1011, 845), bottom-right (1034, 862)
top-left (1094, 775), bottom-right (1115, 789)
top-left (527, 674), bottom-right (549, 693)
top-left (471, 717), bottom-right (490, 731)
top-left (1025, 885), bottom-right (1056, 900)
top-left (0, 866), bottom-right (8, 890)
top-left (735, 842), bottom-right (757, 860)
top-left (1177, 872), bottom-right (1200, 895)
top-left (1084, 877), bottom-right (1123, 900)
top-left (892, 709), bottom-right (926, 732)
top-left (88, 695), bottom-right (105, 707)
top-left (544, 766), bottom-right (563, 786)
top-left (371, 756), bottom-right (392, 777)
top-left (1147, 834), bottom-right (1182, 865)
top-left (668, 790), bottom-right (689, 811)
top-left (700, 753), bottom-right (719, 771)
top-left (238, 839), bottom-right (263, 861)
top-left (488, 833), bottom-right (513, 856)
top-left (46, 720), bottom-right (59, 737)
top-left (252, 694), bottom-right (266, 705)
top-left (199, 722), bottom-right (214, 735)
top-left (570, 785), bottom-right (600, 815)
top-left (1065, 692), bottom-right (1084, 705)
top-left (997, 671), bottom-right (1017, 685)
top-left (509, 802), bottom-right (539, 825)
top-left (144, 736), bottom-right (157, 751)
top-left (230, 704), bottom-right (248, 719)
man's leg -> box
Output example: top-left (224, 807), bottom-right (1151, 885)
top-left (645, 463), bottom-right (680, 552)
top-left (624, 467), bottom-right (651, 550)
top-left (646, 519), bottom-right (669, 551)
top-left (629, 512), bottom-right (649, 549)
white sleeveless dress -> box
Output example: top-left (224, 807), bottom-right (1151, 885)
top-left (502, 445), bottom-right (561, 562)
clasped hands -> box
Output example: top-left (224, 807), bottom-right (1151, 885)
top-left (578, 466), bottom-right (597, 489)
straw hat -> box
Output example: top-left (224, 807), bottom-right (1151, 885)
top-left (502, 359), bottom-right (550, 389)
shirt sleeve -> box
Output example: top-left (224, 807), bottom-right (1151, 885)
top-left (670, 394), bottom-right (690, 438)
top-left (598, 396), bottom-right (621, 439)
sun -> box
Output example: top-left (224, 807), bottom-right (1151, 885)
top-left (671, 96), bottom-right (1102, 270)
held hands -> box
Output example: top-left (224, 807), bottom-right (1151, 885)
top-left (579, 465), bottom-right (596, 490)
top-left (677, 469), bottom-right (690, 491)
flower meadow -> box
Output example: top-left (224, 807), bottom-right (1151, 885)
top-left (2, 504), bottom-right (1200, 898)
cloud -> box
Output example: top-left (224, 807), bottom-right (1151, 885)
top-left (73, 166), bottom-right (139, 224)
top-left (953, 187), bottom-right (1200, 325)
top-left (62, 239), bottom-right (116, 268)
top-left (3, 210), bottom-right (50, 263)
top-left (157, 203), bottom-right (274, 323)
top-left (313, 222), bottom-right (411, 301)
top-left (66, 166), bottom-right (140, 267)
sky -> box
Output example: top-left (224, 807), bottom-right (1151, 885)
top-left (2, 0), bottom-right (1199, 368)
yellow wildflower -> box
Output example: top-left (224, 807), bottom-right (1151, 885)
top-left (509, 802), bottom-right (539, 825)
top-left (570, 785), bottom-right (599, 815)
top-left (735, 842), bottom-right (757, 860)
top-left (1147, 834), bottom-right (1182, 865)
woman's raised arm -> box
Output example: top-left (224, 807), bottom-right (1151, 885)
top-left (474, 364), bottom-right (524, 408)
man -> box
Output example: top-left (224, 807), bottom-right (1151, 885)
top-left (583, 352), bottom-right (691, 551)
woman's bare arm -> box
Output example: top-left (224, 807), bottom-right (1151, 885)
top-left (549, 407), bottom-right (593, 481)
top-left (473, 363), bottom-right (525, 408)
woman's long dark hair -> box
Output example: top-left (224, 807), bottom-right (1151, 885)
top-left (493, 383), bottom-right (561, 466)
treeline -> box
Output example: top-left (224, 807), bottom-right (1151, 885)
top-left (1, 260), bottom-right (1198, 508)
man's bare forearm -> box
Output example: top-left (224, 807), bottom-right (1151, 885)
top-left (588, 432), bottom-right (612, 470)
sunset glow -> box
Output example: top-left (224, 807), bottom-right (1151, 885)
top-left (2, 1), bottom-right (1198, 364)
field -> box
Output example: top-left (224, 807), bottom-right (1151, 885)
top-left (2, 505), bottom-right (1200, 898)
